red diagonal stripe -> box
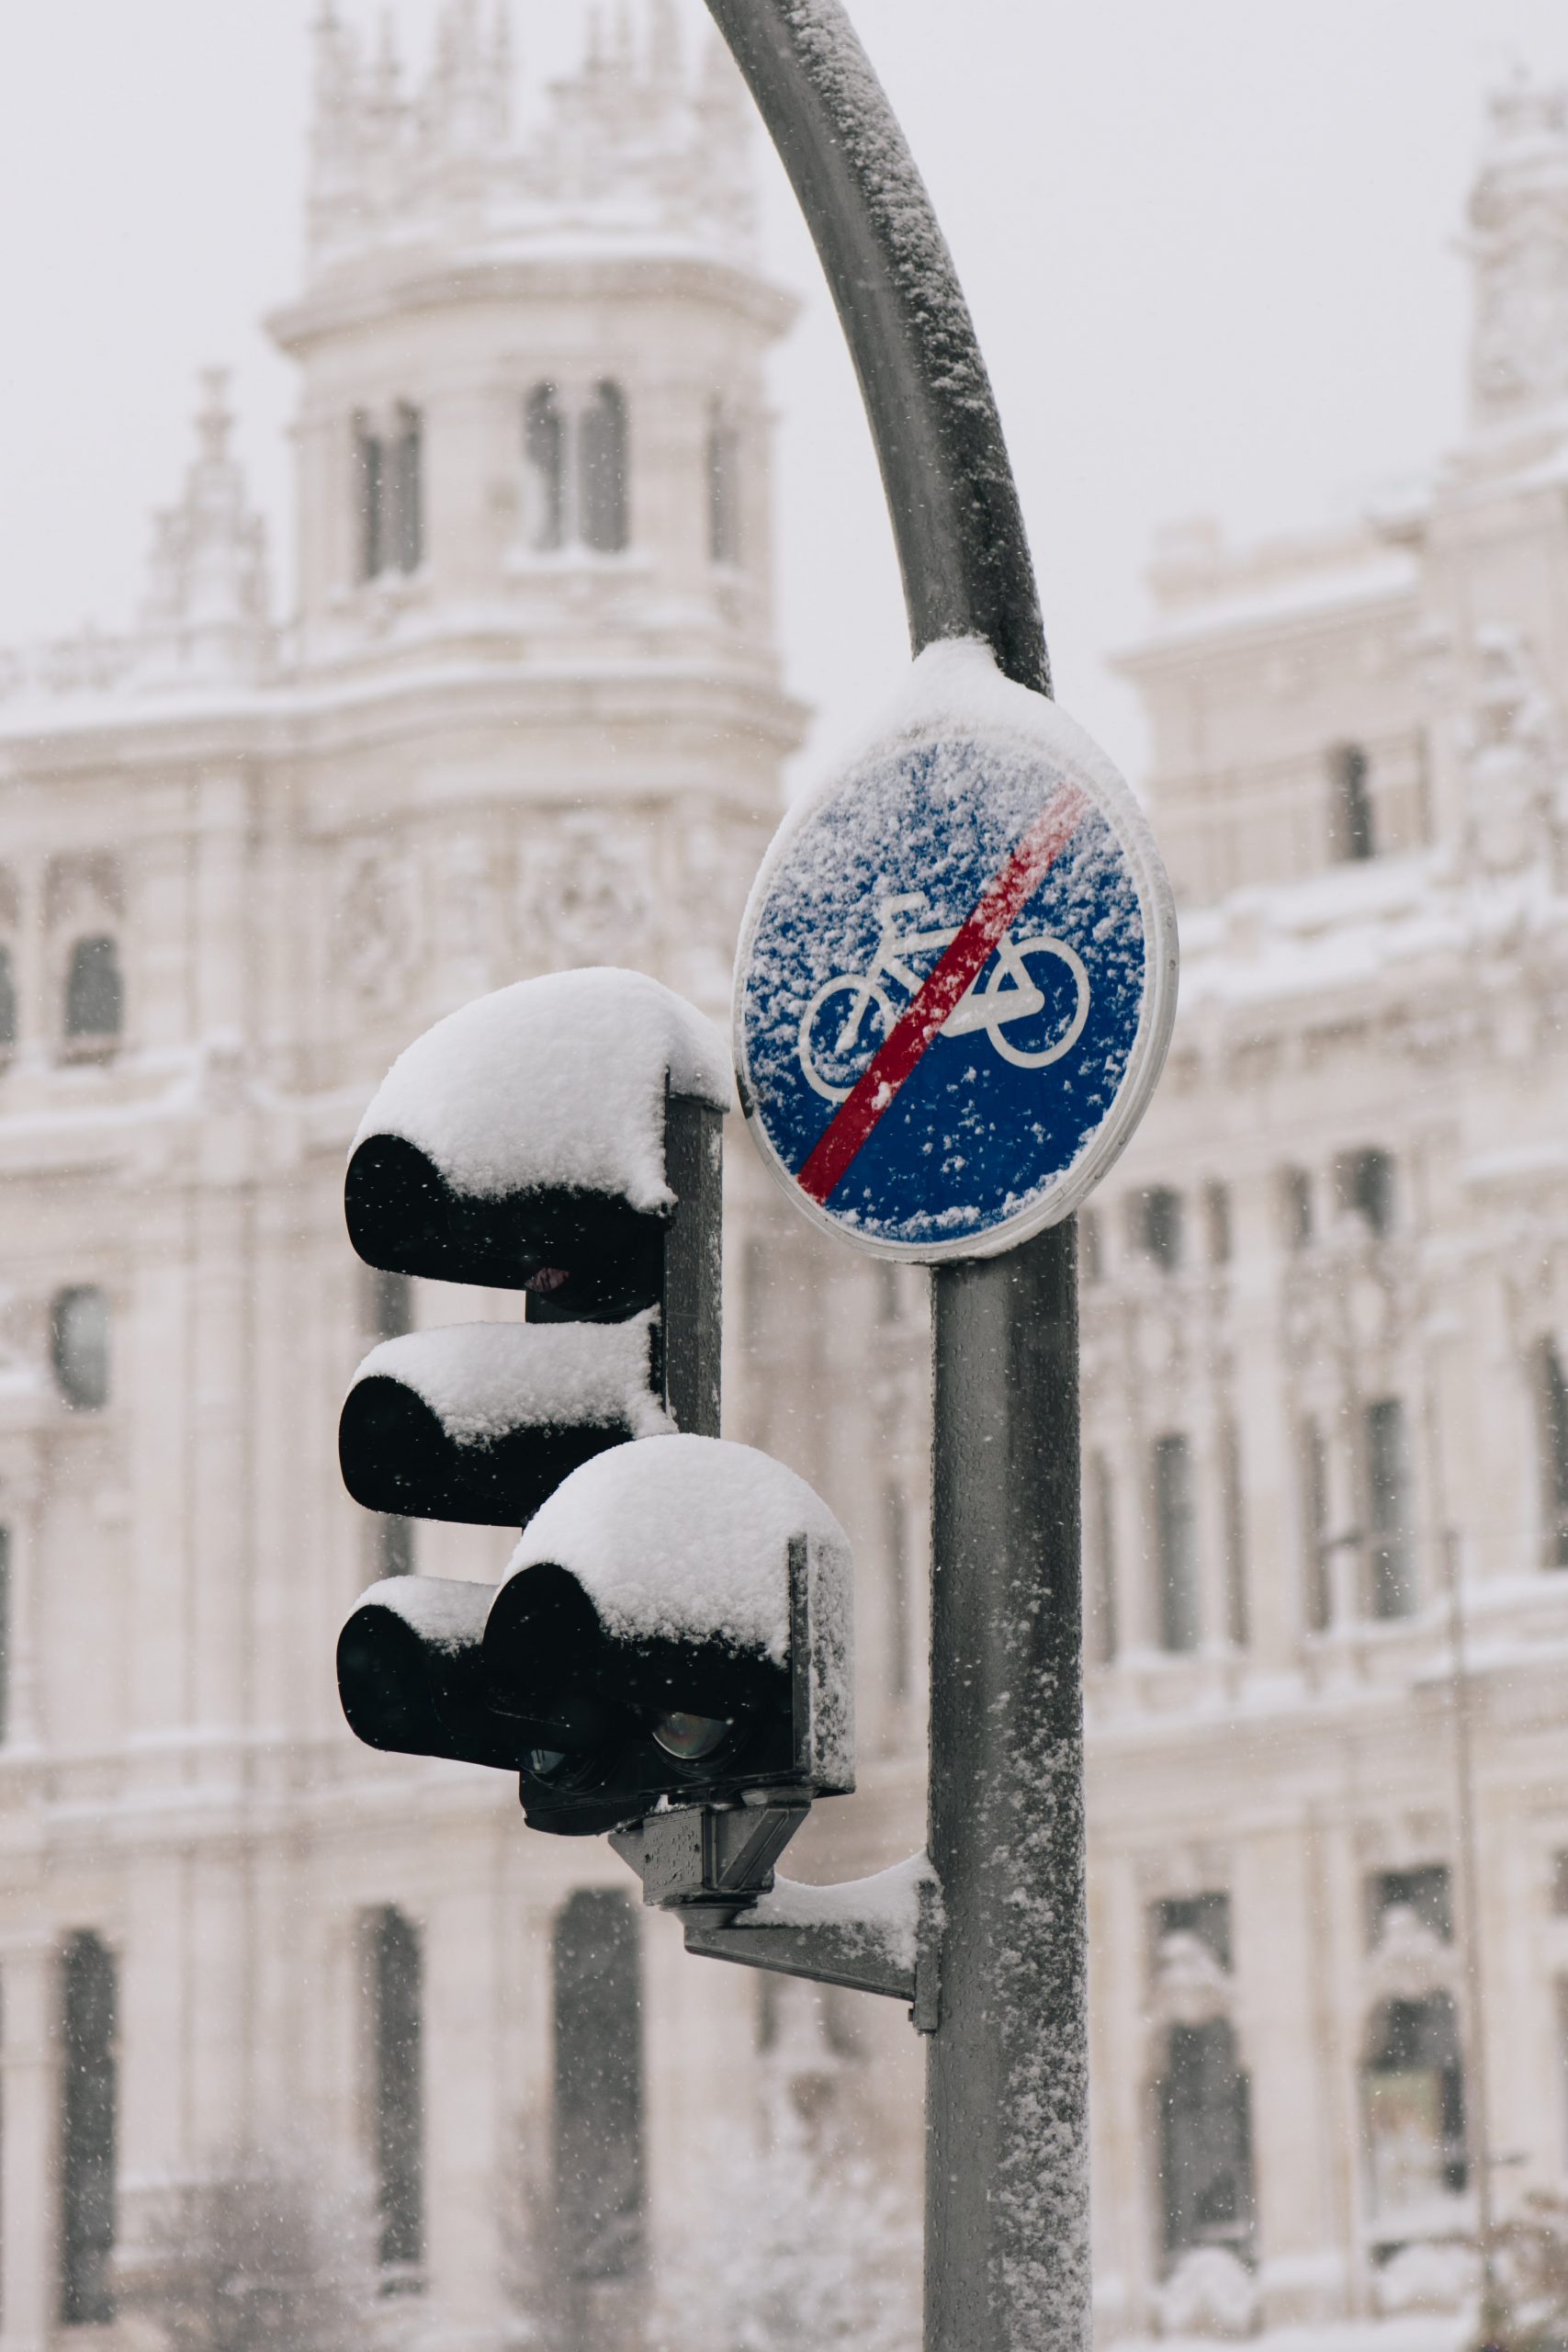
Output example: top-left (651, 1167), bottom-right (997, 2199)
top-left (796, 787), bottom-right (1088, 1206)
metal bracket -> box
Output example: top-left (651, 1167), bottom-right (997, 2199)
top-left (612, 1805), bottom-right (942, 2030)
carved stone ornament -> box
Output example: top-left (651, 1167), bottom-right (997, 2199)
top-left (1362, 1904), bottom-right (1460, 2011)
top-left (335, 839), bottom-right (423, 1011)
top-left (1149, 1931), bottom-right (1234, 2032)
top-left (1461, 625), bottom-right (1562, 875)
top-left (515, 812), bottom-right (653, 969)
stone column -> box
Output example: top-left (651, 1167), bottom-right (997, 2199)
top-left (0, 1936), bottom-right (58, 2352)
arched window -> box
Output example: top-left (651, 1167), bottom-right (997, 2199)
top-left (1341, 1146), bottom-right (1395, 1236)
top-left (706, 401), bottom-right (741, 564)
top-left (364, 1906), bottom-right (424, 2290)
top-left (61, 1930), bottom-right (118, 2324)
top-left (524, 383), bottom-right (566, 551)
top-left (1154, 1433), bottom-right (1200, 1654)
top-left (1156, 2018), bottom-right (1254, 2263)
top-left (1363, 1992), bottom-right (1466, 2226)
top-left (0, 943), bottom-right (17, 1056)
top-left (1535, 1339), bottom-right (1568, 1567)
top-left (553, 1889), bottom-right (645, 2297)
top-left (51, 1285), bottom-right (110, 1412)
top-left (354, 406), bottom-right (423, 582)
top-left (579, 380), bottom-right (629, 553)
top-left (1365, 1397), bottom-right (1415, 1619)
top-left (1329, 741), bottom-right (1376, 862)
top-left (1141, 1186), bottom-right (1183, 1271)
top-left (63, 933), bottom-right (122, 1048)
top-left (355, 412), bottom-right (384, 582)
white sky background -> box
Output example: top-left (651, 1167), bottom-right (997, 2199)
top-left (3, 2), bottom-right (1568, 787)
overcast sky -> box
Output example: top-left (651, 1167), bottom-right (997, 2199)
top-left (3, 1), bottom-right (1568, 786)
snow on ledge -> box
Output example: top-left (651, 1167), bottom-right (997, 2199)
top-left (738, 1851), bottom-right (937, 1976)
top-left (353, 1574), bottom-right (493, 1657)
top-left (354, 967), bottom-right (730, 1212)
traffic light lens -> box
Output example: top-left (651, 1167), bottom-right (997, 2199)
top-left (651, 1710), bottom-right (731, 1760)
top-left (525, 1747), bottom-right (570, 1778)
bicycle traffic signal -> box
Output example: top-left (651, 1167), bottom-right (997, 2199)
top-left (334, 967), bottom-right (855, 1841)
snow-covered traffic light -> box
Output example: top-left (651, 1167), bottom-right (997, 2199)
top-left (334, 967), bottom-right (854, 1849)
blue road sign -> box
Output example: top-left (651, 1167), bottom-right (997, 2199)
top-left (733, 665), bottom-right (1178, 1260)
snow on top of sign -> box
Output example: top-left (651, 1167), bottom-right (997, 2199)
top-left (354, 1573), bottom-right (492, 1657)
top-left (354, 968), bottom-right (729, 1211)
top-left (348, 1315), bottom-right (669, 1446)
top-left (739, 1849), bottom-right (937, 1975)
top-left (506, 1433), bottom-right (848, 1663)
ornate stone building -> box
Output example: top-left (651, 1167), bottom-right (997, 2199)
top-left (4, 10), bottom-right (1568, 2352)
top-left (1089, 72), bottom-right (1568, 2348)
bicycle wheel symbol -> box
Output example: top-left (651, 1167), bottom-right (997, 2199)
top-left (798, 976), bottom-right (897, 1102)
top-left (979, 936), bottom-right (1090, 1068)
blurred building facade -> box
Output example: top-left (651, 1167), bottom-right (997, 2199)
top-left (0, 9), bottom-right (1566, 2352)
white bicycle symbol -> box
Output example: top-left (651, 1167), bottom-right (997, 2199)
top-left (798, 890), bottom-right (1091, 1103)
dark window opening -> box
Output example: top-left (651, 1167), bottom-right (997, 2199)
top-left (378, 1517), bottom-right (414, 1580)
top-left (1536, 1340), bottom-right (1568, 1568)
top-left (0, 944), bottom-right (17, 1054)
top-left (1302, 1419), bottom-right (1331, 1634)
top-left (1366, 1397), bottom-right (1415, 1620)
top-left (1156, 1892), bottom-right (1232, 1973)
top-left (1552, 1850), bottom-right (1568, 1917)
top-left (1154, 1433), bottom-right (1200, 1655)
top-left (1369, 1864), bottom-right (1452, 1946)
top-left (525, 383), bottom-right (565, 553)
top-left (1142, 1186), bottom-right (1184, 1272)
top-left (1203, 1180), bottom-right (1233, 1267)
top-left (61, 1930), bottom-right (118, 2325)
top-left (1087, 1451), bottom-right (1118, 1668)
top-left (1220, 1421), bottom-right (1248, 1647)
top-left (1282, 1166), bottom-right (1314, 1250)
top-left (1157, 2018), bottom-right (1254, 2263)
top-left (355, 406), bottom-right (423, 582)
top-left (580, 380), bottom-right (628, 554)
top-left (1341, 1147), bottom-right (1395, 1237)
top-left (367, 1268), bottom-right (412, 1344)
top-left (366, 1906), bottom-right (424, 2289)
top-left (64, 933), bottom-right (122, 1046)
top-left (1080, 1208), bottom-right (1104, 1283)
top-left (706, 401), bottom-right (740, 564)
top-left (552, 1889), bottom-right (645, 2293)
top-left (1330, 741), bottom-right (1377, 862)
top-left (1364, 1993), bottom-right (1467, 2220)
top-left (51, 1284), bottom-right (110, 1412)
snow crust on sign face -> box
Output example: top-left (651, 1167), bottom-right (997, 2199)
top-left (348, 1315), bottom-right (669, 1445)
top-left (739, 1849), bottom-right (936, 1974)
top-left (505, 1433), bottom-right (849, 1663)
top-left (354, 1574), bottom-right (494, 1658)
top-left (353, 967), bottom-right (729, 1210)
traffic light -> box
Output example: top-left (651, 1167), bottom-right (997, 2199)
top-left (334, 967), bottom-right (855, 1842)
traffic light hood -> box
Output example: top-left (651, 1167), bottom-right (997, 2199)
top-left (344, 968), bottom-right (729, 1304)
top-left (485, 1434), bottom-right (855, 1832)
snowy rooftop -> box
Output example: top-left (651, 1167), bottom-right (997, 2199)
top-left (303, 1), bottom-right (759, 286)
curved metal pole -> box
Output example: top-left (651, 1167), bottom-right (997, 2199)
top-left (703, 9), bottom-right (1087, 2351)
top-left (703, 0), bottom-right (1050, 697)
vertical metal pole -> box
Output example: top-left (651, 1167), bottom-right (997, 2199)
top-left (700, 10), bottom-right (1086, 2346)
top-left (930, 1235), bottom-right (1087, 2349)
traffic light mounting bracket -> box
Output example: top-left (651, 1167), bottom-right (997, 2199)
top-left (610, 1811), bottom-right (942, 2030)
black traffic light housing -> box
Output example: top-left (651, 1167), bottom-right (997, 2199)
top-left (334, 969), bottom-right (855, 1838)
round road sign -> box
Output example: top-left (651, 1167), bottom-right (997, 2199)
top-left (733, 644), bottom-right (1179, 1261)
